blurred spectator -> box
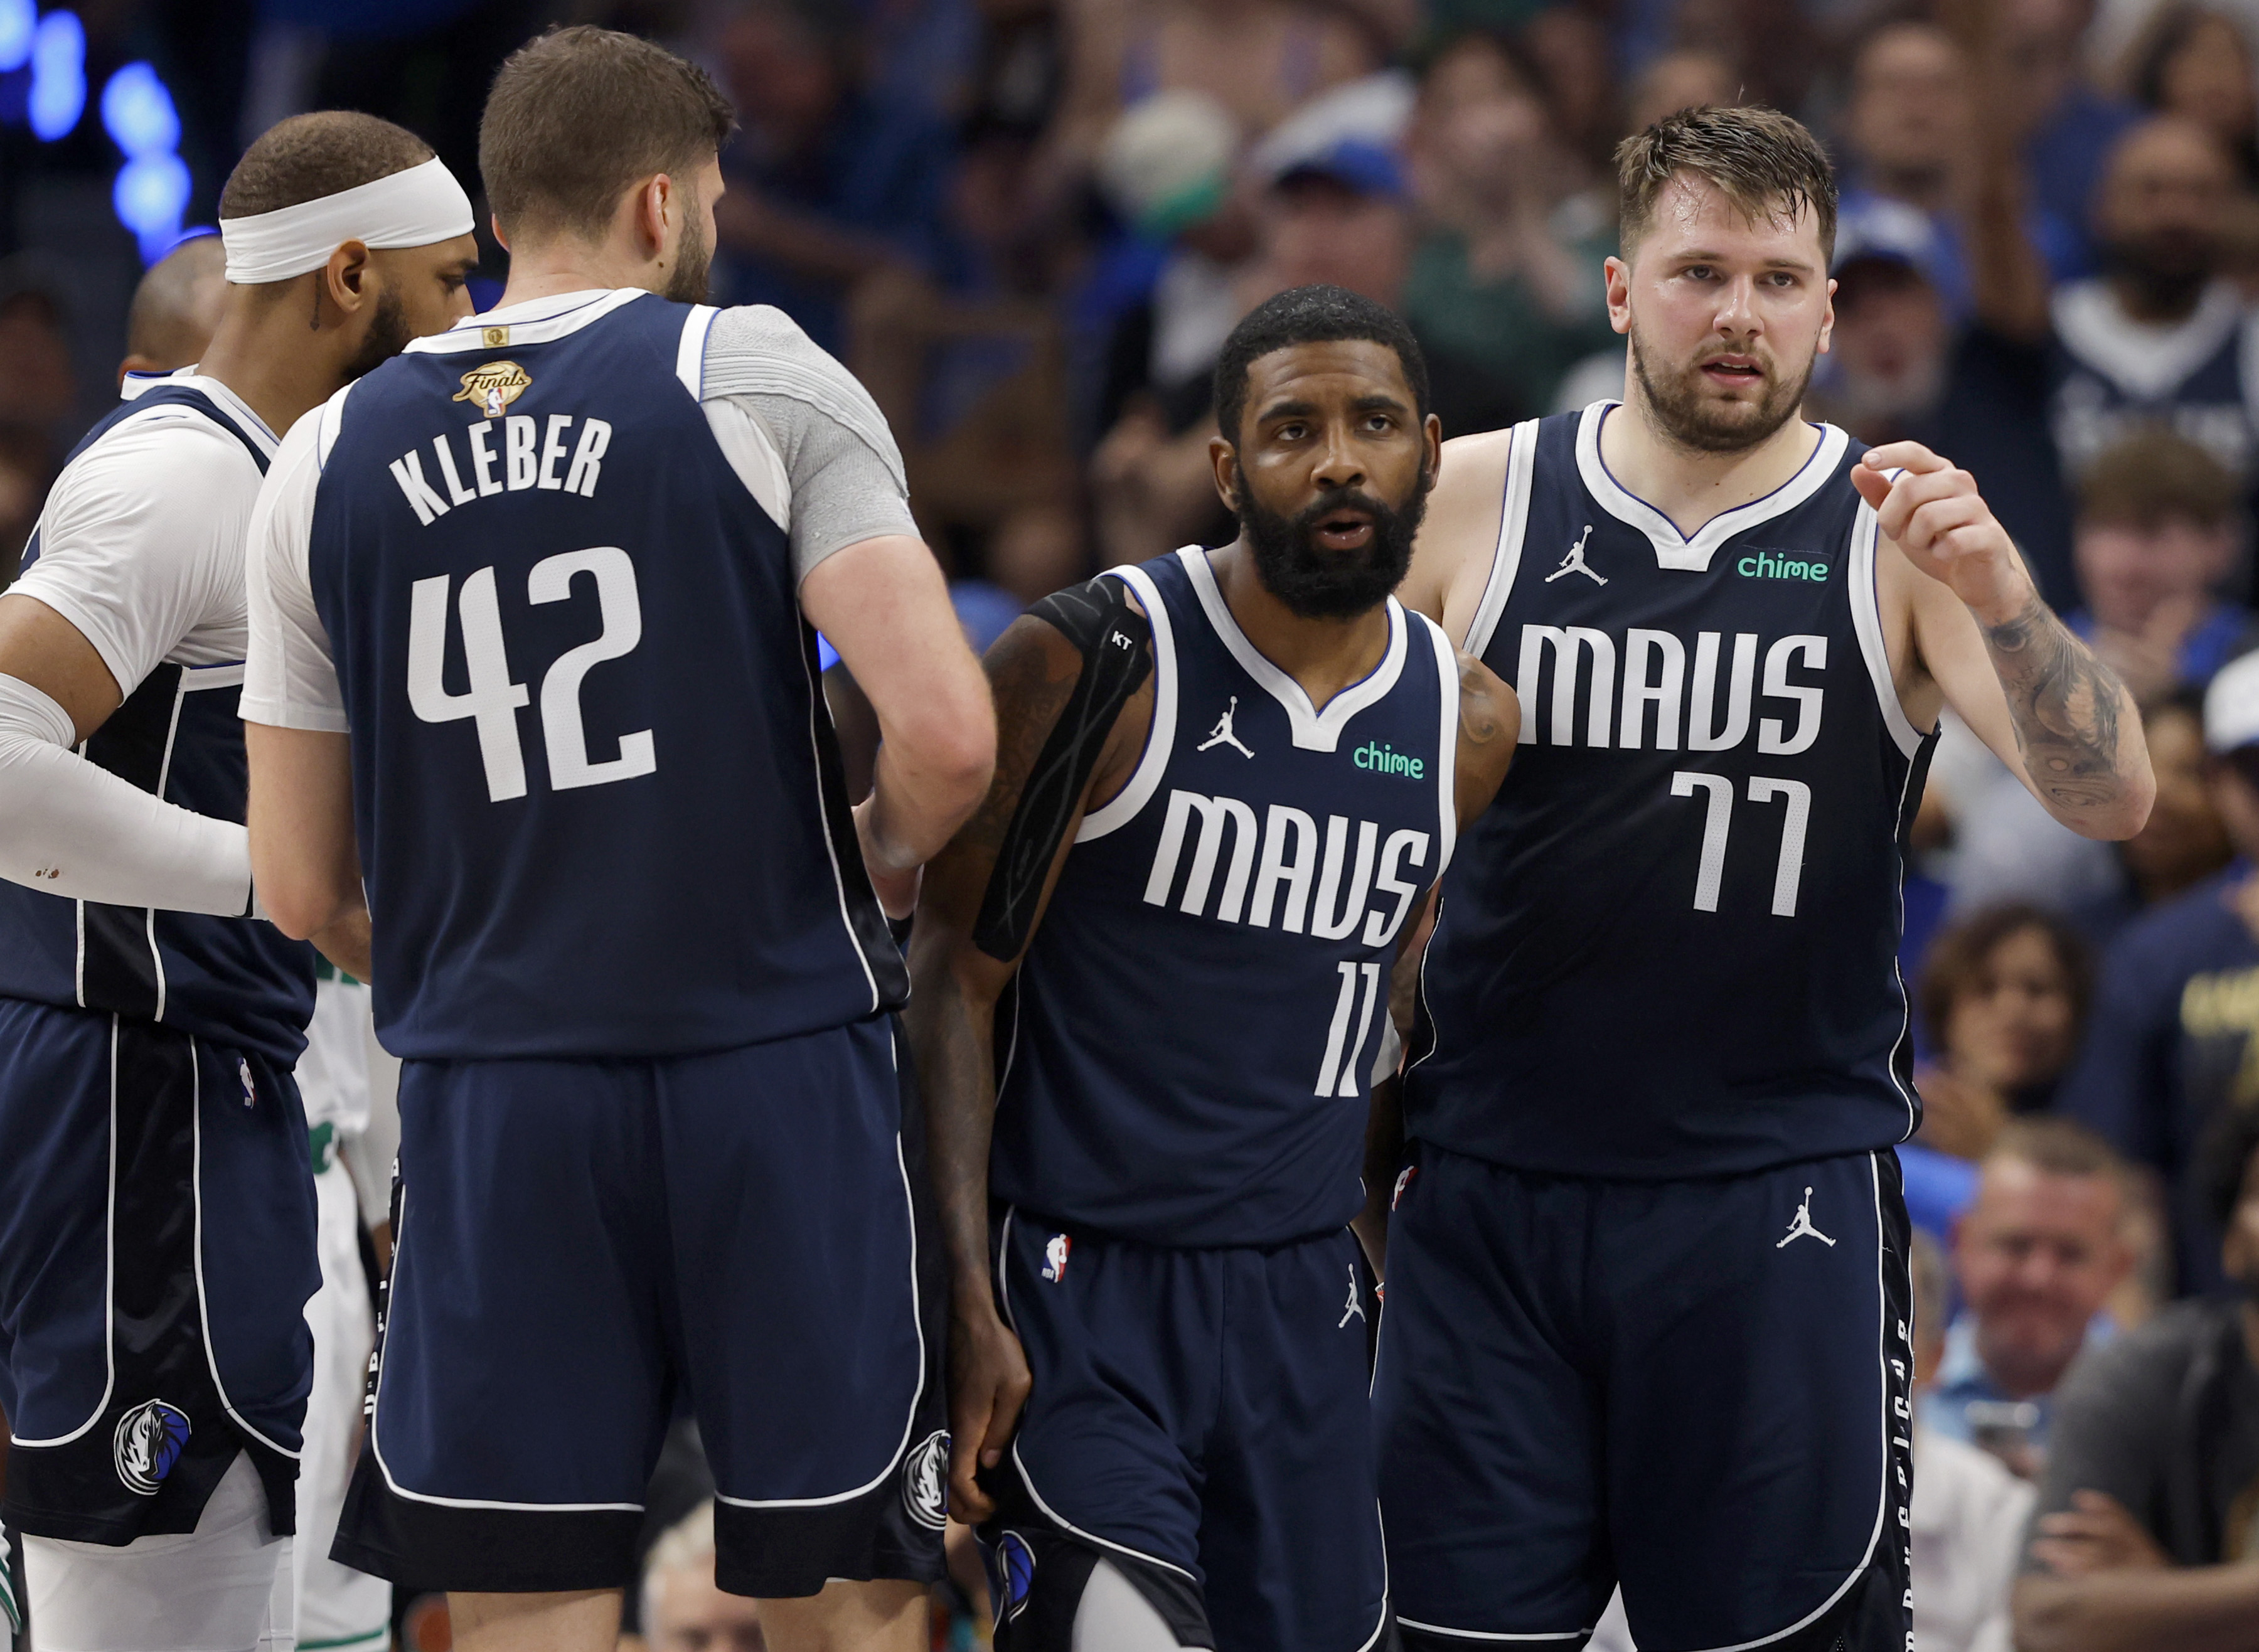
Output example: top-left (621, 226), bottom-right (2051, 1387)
top-left (0, 265), bottom-right (77, 444)
top-left (2050, 118), bottom-right (2259, 488)
top-left (641, 1502), bottom-right (764, 1652)
top-left (2011, 1104), bottom-right (2259, 1649)
top-left (2068, 430), bottom-right (2255, 705)
top-left (1620, 46), bottom-right (1741, 138)
top-left (1916, 906), bottom-right (2093, 1159)
top-left (2115, 689), bottom-right (2240, 913)
top-left (1994, 0), bottom-right (2144, 282)
top-left (117, 235), bottom-right (227, 386)
top-left (1835, 22), bottom-right (1983, 317)
top-left (1925, 1119), bottom-right (2135, 1476)
top-left (1909, 1228), bottom-right (2037, 1652)
top-left (2058, 648), bottom-right (2259, 1296)
top-left (712, 0), bottom-right (956, 355)
top-left (1401, 30), bottom-right (1617, 427)
top-left (2125, 4), bottom-right (2259, 183)
top-left (1806, 251), bottom-right (1951, 446)
top-left (0, 435), bottom-right (46, 590)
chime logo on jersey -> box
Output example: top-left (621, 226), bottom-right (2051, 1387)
top-left (113, 1399), bottom-right (191, 1496)
top-left (1142, 789), bottom-right (1431, 947)
top-left (451, 360), bottom-right (530, 419)
top-left (1514, 624), bottom-right (1830, 754)
top-left (901, 1429), bottom-right (950, 1531)
top-left (1042, 1232), bottom-right (1071, 1282)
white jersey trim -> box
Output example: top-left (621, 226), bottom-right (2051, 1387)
top-left (117, 367), bottom-right (282, 460)
top-left (402, 288), bottom-right (644, 354)
top-left (2051, 276), bottom-right (2243, 402)
top-left (1462, 418), bottom-right (1540, 661)
top-left (1076, 562), bottom-right (1178, 843)
top-left (1391, 1623), bottom-right (1586, 1642)
top-left (1574, 403), bottom-right (1849, 574)
top-left (674, 304), bottom-right (718, 400)
top-left (1847, 499), bottom-right (1925, 760)
top-left (1178, 547), bottom-right (1407, 753)
top-left (1422, 614), bottom-right (1460, 880)
top-left (193, 1040), bottom-right (300, 1460)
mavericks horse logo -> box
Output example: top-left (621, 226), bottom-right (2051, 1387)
top-left (113, 1400), bottom-right (191, 1496)
top-left (902, 1429), bottom-right (950, 1530)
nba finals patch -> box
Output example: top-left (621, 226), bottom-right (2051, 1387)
top-left (113, 1399), bottom-right (190, 1495)
top-left (452, 360), bottom-right (531, 420)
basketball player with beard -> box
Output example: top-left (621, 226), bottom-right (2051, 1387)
top-left (907, 285), bottom-right (1516, 1651)
top-left (1374, 107), bottom-right (2155, 1651)
top-left (241, 25), bottom-right (995, 1652)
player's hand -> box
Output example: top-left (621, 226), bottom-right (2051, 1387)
top-left (946, 1301), bottom-right (1031, 1524)
top-left (2029, 1490), bottom-right (2171, 1577)
top-left (1853, 444), bottom-right (2034, 627)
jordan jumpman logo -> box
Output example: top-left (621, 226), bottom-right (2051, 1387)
top-left (1775, 1186), bottom-right (1836, 1249)
top-left (1338, 1266), bottom-right (1366, 1328)
top-left (1546, 524), bottom-right (1607, 585)
top-left (1197, 695), bottom-right (1255, 758)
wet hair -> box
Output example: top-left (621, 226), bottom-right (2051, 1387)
top-left (1917, 902), bottom-right (2094, 1052)
top-left (220, 111), bottom-right (435, 220)
top-left (481, 25), bottom-right (736, 244)
top-left (1212, 284), bottom-right (1431, 449)
top-left (2078, 428), bottom-right (2241, 531)
top-left (1615, 103), bottom-right (1837, 258)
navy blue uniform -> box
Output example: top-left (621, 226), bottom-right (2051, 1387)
top-left (0, 381), bottom-right (319, 1546)
top-left (1379, 406), bottom-right (1921, 1650)
top-left (292, 290), bottom-right (940, 1596)
top-left (985, 548), bottom-right (1458, 1652)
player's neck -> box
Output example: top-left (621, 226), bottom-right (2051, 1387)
top-left (1209, 539), bottom-right (1392, 711)
top-left (495, 237), bottom-right (666, 311)
top-left (1599, 393), bottom-right (1822, 540)
top-left (195, 287), bottom-right (358, 439)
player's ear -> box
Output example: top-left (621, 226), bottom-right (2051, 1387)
top-left (321, 240), bottom-right (373, 321)
top-left (1210, 430), bottom-right (1241, 513)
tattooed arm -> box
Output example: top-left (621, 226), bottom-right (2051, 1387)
top-left (1856, 443), bottom-right (2154, 840)
top-left (902, 604), bottom-right (1154, 1521)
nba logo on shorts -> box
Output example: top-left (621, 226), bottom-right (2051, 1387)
top-left (1042, 1233), bottom-right (1071, 1282)
top-left (112, 1400), bottom-right (190, 1496)
top-left (901, 1429), bottom-right (949, 1531)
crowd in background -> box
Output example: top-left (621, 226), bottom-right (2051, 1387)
top-left (9, 0), bottom-right (2259, 1648)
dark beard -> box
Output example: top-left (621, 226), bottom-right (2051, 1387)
top-left (1630, 320), bottom-right (1814, 454)
top-left (665, 199), bottom-right (713, 304)
top-left (2102, 235), bottom-right (2212, 318)
top-left (1237, 477), bottom-right (1428, 620)
top-left (341, 286), bottom-right (411, 381)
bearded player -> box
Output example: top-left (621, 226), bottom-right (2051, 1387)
top-left (0, 115), bottom-right (476, 1651)
top-left (1374, 106), bottom-right (2154, 1651)
top-left (910, 285), bottom-right (1515, 1651)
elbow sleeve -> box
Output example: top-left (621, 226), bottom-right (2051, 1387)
top-left (0, 672), bottom-right (254, 917)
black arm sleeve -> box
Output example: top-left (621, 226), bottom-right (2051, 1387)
top-left (971, 575), bottom-right (1153, 961)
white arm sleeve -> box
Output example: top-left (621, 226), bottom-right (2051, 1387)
top-left (241, 399), bottom-right (348, 731)
top-left (0, 672), bottom-right (254, 914)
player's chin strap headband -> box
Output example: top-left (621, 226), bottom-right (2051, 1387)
top-left (219, 156), bottom-right (475, 285)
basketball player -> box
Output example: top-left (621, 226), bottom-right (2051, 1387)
top-left (0, 115), bottom-right (478, 1652)
top-left (238, 27), bottom-right (994, 1652)
top-left (1373, 106), bottom-right (2155, 1651)
top-left (907, 285), bottom-right (1517, 1652)
top-left (107, 238), bottom-right (400, 1652)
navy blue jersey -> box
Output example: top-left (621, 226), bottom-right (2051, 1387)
top-left (302, 292), bottom-right (902, 1058)
top-left (990, 548), bottom-right (1460, 1247)
top-left (0, 384), bottom-right (314, 1065)
top-left (1407, 405), bottom-right (1934, 1179)
top-left (2049, 278), bottom-right (2259, 482)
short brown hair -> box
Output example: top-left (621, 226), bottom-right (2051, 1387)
top-left (1615, 104), bottom-right (1837, 259)
top-left (480, 26), bottom-right (736, 243)
top-left (2078, 428), bottom-right (2241, 530)
top-left (1917, 902), bottom-right (2093, 1052)
top-left (220, 111), bottom-right (435, 220)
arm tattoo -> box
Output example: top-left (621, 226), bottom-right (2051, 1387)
top-left (1984, 592), bottom-right (2130, 813)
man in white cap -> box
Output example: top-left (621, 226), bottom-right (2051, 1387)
top-left (0, 110), bottom-right (476, 1652)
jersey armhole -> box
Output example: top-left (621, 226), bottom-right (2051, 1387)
top-left (1847, 500), bottom-right (1926, 760)
top-left (676, 304), bottom-right (720, 400)
top-left (1075, 562), bottom-right (1176, 842)
top-left (1460, 417), bottom-right (1541, 661)
top-left (1423, 614), bottom-right (1460, 878)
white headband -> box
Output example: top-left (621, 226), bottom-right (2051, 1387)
top-left (220, 156), bottom-right (475, 285)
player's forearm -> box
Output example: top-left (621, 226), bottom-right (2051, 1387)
top-left (862, 698), bottom-right (996, 875)
top-left (904, 951), bottom-right (1007, 1311)
top-left (245, 722), bottom-right (365, 940)
top-left (1980, 591), bottom-right (2153, 839)
top-left (2015, 1565), bottom-right (2259, 1652)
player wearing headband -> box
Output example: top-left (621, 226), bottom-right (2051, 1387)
top-left (0, 113), bottom-right (477, 1652)
top-left (241, 26), bottom-right (994, 1652)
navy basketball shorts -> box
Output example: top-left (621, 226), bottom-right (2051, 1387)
top-left (332, 1013), bottom-right (948, 1599)
top-left (983, 1211), bottom-right (1391, 1652)
top-left (0, 996), bottom-right (318, 1545)
top-left (1374, 1145), bottom-right (1914, 1652)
